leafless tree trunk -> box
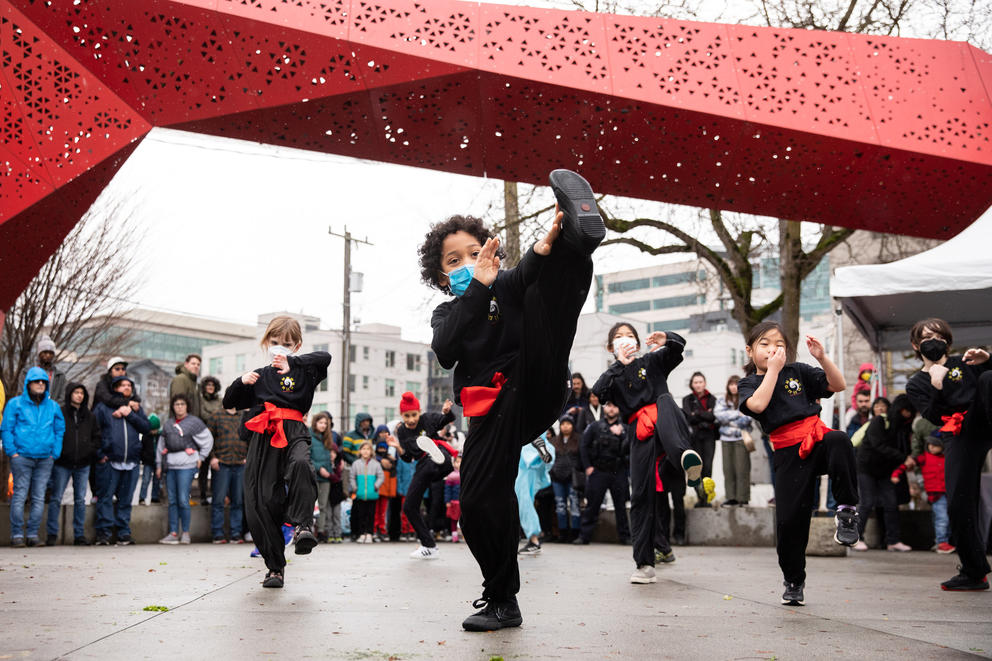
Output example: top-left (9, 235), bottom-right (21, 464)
top-left (503, 181), bottom-right (521, 268)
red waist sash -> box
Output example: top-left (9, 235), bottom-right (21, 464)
top-left (627, 404), bottom-right (658, 442)
top-left (245, 402), bottom-right (304, 448)
top-left (460, 372), bottom-right (506, 418)
top-left (940, 411), bottom-right (966, 436)
top-left (770, 415), bottom-right (832, 460)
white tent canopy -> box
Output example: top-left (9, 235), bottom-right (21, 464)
top-left (831, 208), bottom-right (992, 352)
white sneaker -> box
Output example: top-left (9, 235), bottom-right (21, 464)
top-left (852, 540), bottom-right (869, 552)
top-left (630, 565), bottom-right (656, 584)
top-left (887, 542), bottom-right (912, 552)
top-left (158, 532), bottom-right (179, 545)
top-left (142, 498), bottom-right (151, 506)
top-left (410, 545), bottom-right (440, 559)
top-left (363, 534), bottom-right (373, 544)
top-left (416, 436), bottom-right (445, 464)
top-left (179, 532), bottom-right (191, 545)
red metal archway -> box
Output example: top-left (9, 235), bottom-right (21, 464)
top-left (2, 0), bottom-right (991, 310)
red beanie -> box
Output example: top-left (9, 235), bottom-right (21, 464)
top-left (399, 391), bottom-right (420, 413)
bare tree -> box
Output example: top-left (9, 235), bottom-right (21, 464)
top-left (0, 197), bottom-right (143, 399)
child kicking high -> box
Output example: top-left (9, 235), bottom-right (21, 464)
top-left (736, 321), bottom-right (858, 606)
top-left (222, 316), bottom-right (330, 589)
top-left (422, 169), bottom-right (603, 631)
top-left (591, 322), bottom-right (701, 584)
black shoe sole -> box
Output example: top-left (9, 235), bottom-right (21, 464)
top-left (781, 599), bottom-right (805, 606)
top-left (462, 615), bottom-right (523, 632)
top-left (262, 575), bottom-right (284, 588)
top-left (549, 169), bottom-right (604, 254)
top-left (294, 534), bottom-right (317, 555)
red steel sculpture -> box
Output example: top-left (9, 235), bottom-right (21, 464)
top-left (2, 0), bottom-right (991, 311)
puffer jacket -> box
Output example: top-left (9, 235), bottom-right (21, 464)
top-left (349, 456), bottom-right (384, 500)
top-left (1, 367), bottom-right (65, 459)
top-left (93, 387), bottom-right (151, 465)
top-left (713, 396), bottom-right (753, 442)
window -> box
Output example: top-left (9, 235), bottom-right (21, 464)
top-left (406, 353), bottom-right (421, 371)
top-left (385, 378), bottom-right (395, 397)
top-left (363, 346), bottom-right (370, 360)
top-left (362, 375), bottom-right (369, 390)
top-left (652, 293), bottom-right (704, 310)
top-left (349, 344), bottom-right (356, 363)
top-left (348, 404), bottom-right (357, 420)
top-left (209, 357), bottom-right (223, 375)
top-left (313, 343), bottom-right (328, 353)
top-left (608, 300), bottom-right (651, 315)
top-left (348, 374), bottom-right (355, 393)
top-left (319, 379), bottom-right (328, 392)
top-left (235, 354), bottom-right (246, 372)
top-left (384, 407), bottom-right (396, 423)
top-left (650, 319), bottom-right (691, 332)
top-left (652, 271), bottom-right (698, 288)
top-left (607, 277), bottom-right (651, 294)
top-left (406, 381), bottom-right (421, 398)
top-left (385, 351), bottom-right (396, 368)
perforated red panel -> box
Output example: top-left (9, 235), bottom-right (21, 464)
top-left (3, 0), bottom-right (992, 311)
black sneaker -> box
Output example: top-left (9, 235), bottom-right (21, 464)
top-left (530, 437), bottom-right (553, 464)
top-left (941, 569), bottom-right (990, 591)
top-left (672, 533), bottom-right (686, 546)
top-left (262, 570), bottom-right (284, 588)
top-left (94, 535), bottom-right (111, 546)
top-left (571, 536), bottom-right (590, 545)
top-left (11, 537), bottom-right (25, 548)
top-left (462, 596), bottom-right (523, 632)
top-left (834, 506), bottom-right (859, 546)
top-left (655, 549), bottom-right (676, 564)
top-left (25, 537), bottom-right (41, 548)
top-left (116, 534), bottom-right (134, 546)
top-left (781, 581), bottom-right (805, 606)
top-left (293, 524), bottom-right (317, 555)
top-left (74, 537), bottom-right (91, 546)
top-left (548, 169), bottom-right (605, 254)
top-left (46, 534), bottom-right (57, 546)
top-left (518, 540), bottom-right (542, 555)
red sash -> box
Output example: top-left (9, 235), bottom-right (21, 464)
top-left (245, 402), bottom-right (304, 448)
top-left (940, 411), bottom-right (966, 436)
top-left (460, 372), bottom-right (506, 417)
top-left (627, 404), bottom-right (657, 442)
top-left (770, 415), bottom-right (832, 459)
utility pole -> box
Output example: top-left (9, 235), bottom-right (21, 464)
top-left (329, 225), bottom-right (372, 426)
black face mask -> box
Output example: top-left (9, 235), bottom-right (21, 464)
top-left (919, 339), bottom-right (948, 362)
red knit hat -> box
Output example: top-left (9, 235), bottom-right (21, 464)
top-left (399, 391), bottom-right (420, 413)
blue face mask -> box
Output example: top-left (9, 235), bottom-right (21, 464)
top-left (447, 264), bottom-right (475, 297)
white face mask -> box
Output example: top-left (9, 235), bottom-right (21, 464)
top-left (612, 336), bottom-right (638, 359)
top-left (268, 345), bottom-right (291, 360)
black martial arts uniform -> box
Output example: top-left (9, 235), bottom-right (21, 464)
top-left (906, 355), bottom-right (992, 582)
top-left (395, 410), bottom-right (456, 548)
top-left (738, 363), bottom-right (858, 586)
top-left (223, 351), bottom-right (330, 574)
top-left (431, 243), bottom-right (592, 604)
top-left (591, 333), bottom-right (693, 568)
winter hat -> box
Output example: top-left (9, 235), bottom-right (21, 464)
top-left (107, 356), bottom-right (127, 371)
top-left (399, 391), bottom-right (420, 413)
top-left (148, 414), bottom-right (161, 431)
top-left (927, 433), bottom-right (944, 449)
top-left (37, 336), bottom-right (56, 353)
top-left (559, 413), bottom-right (575, 425)
top-left (111, 375), bottom-right (135, 389)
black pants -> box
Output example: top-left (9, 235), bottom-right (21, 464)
top-left (351, 499), bottom-right (376, 536)
top-left (629, 394), bottom-right (693, 567)
top-left (403, 454), bottom-right (453, 548)
top-left (387, 495), bottom-right (403, 540)
top-left (197, 458), bottom-right (211, 500)
top-left (856, 472), bottom-right (900, 545)
top-left (773, 431), bottom-right (858, 585)
top-left (693, 436), bottom-right (716, 479)
top-left (655, 459), bottom-right (685, 549)
top-left (429, 479), bottom-right (448, 532)
top-left (947, 370), bottom-right (992, 579)
top-left (459, 243), bottom-right (593, 603)
top-left (579, 468), bottom-right (630, 542)
top-left (243, 420), bottom-right (317, 573)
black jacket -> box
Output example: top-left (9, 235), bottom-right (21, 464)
top-left (905, 355), bottom-right (992, 426)
top-left (57, 383), bottom-right (101, 469)
top-left (580, 417), bottom-right (629, 473)
top-left (91, 371), bottom-right (141, 410)
top-left (682, 391), bottom-right (718, 444)
top-left (431, 248), bottom-right (544, 406)
top-left (591, 332), bottom-right (686, 420)
top-left (857, 395), bottom-right (914, 478)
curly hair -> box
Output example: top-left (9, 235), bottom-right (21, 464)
top-left (418, 215), bottom-right (505, 292)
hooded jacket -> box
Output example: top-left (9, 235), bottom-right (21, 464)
top-left (57, 382), bottom-right (101, 468)
top-left (169, 364), bottom-right (201, 418)
top-left (199, 376), bottom-right (223, 420)
top-left (92, 370), bottom-right (142, 411)
top-left (851, 362), bottom-right (886, 408)
top-left (341, 412), bottom-right (374, 465)
top-left (93, 377), bottom-right (151, 464)
top-left (311, 429), bottom-right (338, 484)
top-left (1, 367), bottom-right (65, 459)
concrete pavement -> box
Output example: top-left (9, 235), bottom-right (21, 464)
top-left (1, 540), bottom-right (989, 660)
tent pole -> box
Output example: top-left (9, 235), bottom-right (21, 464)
top-left (835, 305), bottom-right (846, 427)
